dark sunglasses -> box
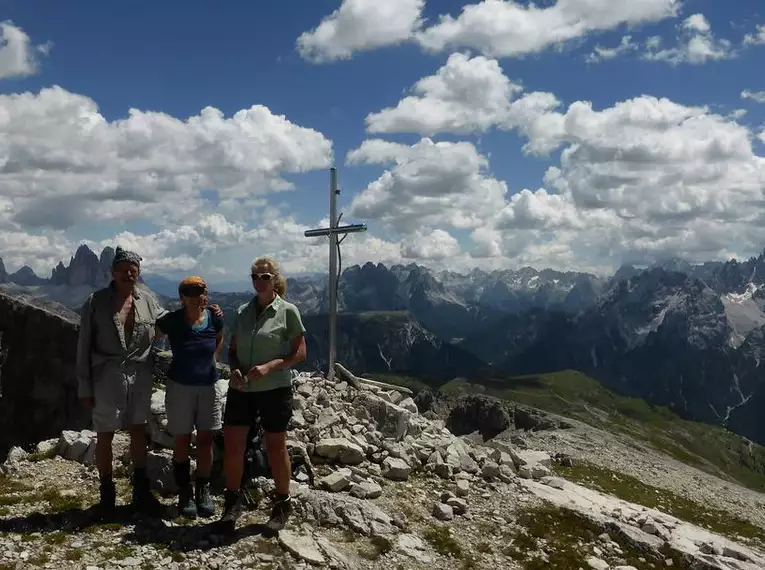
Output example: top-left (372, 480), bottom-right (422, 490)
top-left (179, 285), bottom-right (207, 297)
top-left (251, 273), bottom-right (274, 281)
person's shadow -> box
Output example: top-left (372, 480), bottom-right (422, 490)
top-left (0, 502), bottom-right (273, 553)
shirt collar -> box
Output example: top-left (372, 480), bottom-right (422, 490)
top-left (109, 280), bottom-right (142, 299)
top-left (251, 294), bottom-right (281, 315)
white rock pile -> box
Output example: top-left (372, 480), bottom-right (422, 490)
top-left (3, 368), bottom-right (764, 570)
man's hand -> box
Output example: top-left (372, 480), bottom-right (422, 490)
top-left (246, 364), bottom-right (270, 381)
top-left (80, 397), bottom-right (94, 410)
top-left (209, 304), bottom-right (224, 318)
top-left (231, 368), bottom-right (245, 389)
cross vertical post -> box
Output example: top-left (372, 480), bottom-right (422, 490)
top-left (328, 167), bottom-right (339, 378)
top-left (305, 168), bottom-right (367, 380)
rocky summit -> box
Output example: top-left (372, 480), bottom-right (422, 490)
top-left (1, 357), bottom-right (765, 570)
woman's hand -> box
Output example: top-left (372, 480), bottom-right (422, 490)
top-left (246, 364), bottom-right (271, 381)
top-left (231, 368), bottom-right (245, 389)
top-left (209, 304), bottom-right (224, 318)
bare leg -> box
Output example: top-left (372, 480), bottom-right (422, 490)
top-left (127, 424), bottom-right (148, 468)
top-left (174, 434), bottom-right (192, 463)
top-left (264, 431), bottom-right (290, 496)
top-left (223, 426), bottom-right (248, 491)
top-left (95, 432), bottom-right (114, 478)
top-left (195, 431), bottom-right (214, 478)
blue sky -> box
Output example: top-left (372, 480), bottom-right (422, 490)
top-left (1, 0), bottom-right (764, 284)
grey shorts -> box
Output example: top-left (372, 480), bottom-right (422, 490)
top-left (165, 380), bottom-right (223, 436)
top-left (92, 370), bottom-right (152, 433)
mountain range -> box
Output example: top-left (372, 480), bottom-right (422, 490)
top-left (5, 245), bottom-right (765, 445)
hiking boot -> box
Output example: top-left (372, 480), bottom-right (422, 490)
top-left (265, 493), bottom-right (292, 533)
top-left (218, 489), bottom-right (242, 532)
top-left (98, 477), bottom-right (116, 516)
top-left (173, 460), bottom-right (197, 518)
top-left (195, 477), bottom-right (214, 518)
top-left (131, 467), bottom-right (163, 515)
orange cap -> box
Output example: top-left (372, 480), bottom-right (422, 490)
top-left (178, 275), bottom-right (207, 292)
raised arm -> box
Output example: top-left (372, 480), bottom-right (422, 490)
top-left (152, 297), bottom-right (169, 341)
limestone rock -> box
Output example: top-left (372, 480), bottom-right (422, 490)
top-left (297, 490), bottom-right (398, 537)
top-left (396, 534), bottom-right (432, 563)
top-left (433, 503), bottom-right (454, 521)
top-left (349, 480), bottom-right (383, 499)
top-left (314, 438), bottom-right (365, 465)
top-left (353, 392), bottom-right (412, 441)
top-left (381, 457), bottom-right (411, 481)
top-left (278, 530), bottom-right (325, 565)
top-left (320, 470), bottom-right (352, 492)
top-left (586, 556), bottom-right (609, 570)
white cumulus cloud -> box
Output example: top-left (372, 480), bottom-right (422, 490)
top-left (0, 86), bottom-right (333, 231)
top-left (365, 52), bottom-right (563, 154)
top-left (642, 14), bottom-right (735, 64)
top-left (296, 0), bottom-right (424, 62)
top-left (352, 52), bottom-right (765, 272)
top-left (298, 0), bottom-right (680, 62)
top-left (346, 138), bottom-right (508, 235)
top-left (401, 229), bottom-right (461, 260)
top-left (742, 90), bottom-right (765, 104)
top-left (744, 24), bottom-right (765, 46)
top-left (0, 21), bottom-right (49, 79)
top-left (416, 0), bottom-right (680, 58)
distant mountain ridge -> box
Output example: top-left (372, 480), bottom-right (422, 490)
top-left (0, 244), bottom-right (161, 310)
top-left (9, 245), bottom-right (765, 444)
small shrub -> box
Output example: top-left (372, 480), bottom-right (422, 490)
top-left (423, 524), bottom-right (462, 557)
top-left (65, 550), bottom-right (83, 561)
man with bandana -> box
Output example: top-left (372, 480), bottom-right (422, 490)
top-left (76, 247), bottom-right (222, 516)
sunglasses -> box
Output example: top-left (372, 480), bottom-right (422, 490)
top-left (251, 273), bottom-right (274, 281)
top-left (180, 285), bottom-right (207, 297)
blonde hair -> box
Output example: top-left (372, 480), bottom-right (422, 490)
top-left (251, 256), bottom-right (287, 297)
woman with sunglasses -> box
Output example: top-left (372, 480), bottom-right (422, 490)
top-left (155, 276), bottom-right (224, 518)
top-left (219, 256), bottom-right (307, 533)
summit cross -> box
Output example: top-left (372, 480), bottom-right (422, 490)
top-left (304, 167), bottom-right (367, 380)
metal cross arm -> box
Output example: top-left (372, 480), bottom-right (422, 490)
top-left (304, 224), bottom-right (367, 238)
top-left (305, 167), bottom-right (368, 380)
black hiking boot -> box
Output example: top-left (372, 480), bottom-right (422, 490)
top-left (218, 489), bottom-right (242, 532)
top-left (265, 493), bottom-right (292, 533)
top-left (195, 477), bottom-right (214, 518)
top-left (131, 467), bottom-right (163, 515)
top-left (173, 460), bottom-right (197, 518)
top-left (98, 476), bottom-right (116, 518)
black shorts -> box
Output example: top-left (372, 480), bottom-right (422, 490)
top-left (223, 387), bottom-right (293, 433)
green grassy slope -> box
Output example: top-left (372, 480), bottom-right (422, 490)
top-left (373, 369), bottom-right (765, 493)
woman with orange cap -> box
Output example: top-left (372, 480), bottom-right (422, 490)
top-left (155, 276), bottom-right (224, 518)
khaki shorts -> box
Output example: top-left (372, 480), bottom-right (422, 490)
top-left (165, 380), bottom-right (222, 436)
top-left (92, 370), bottom-right (152, 433)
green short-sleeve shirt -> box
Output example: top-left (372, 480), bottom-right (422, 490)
top-left (232, 295), bottom-right (306, 393)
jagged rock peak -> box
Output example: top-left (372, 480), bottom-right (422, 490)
top-left (0, 257), bottom-right (7, 284)
top-left (50, 244), bottom-right (115, 288)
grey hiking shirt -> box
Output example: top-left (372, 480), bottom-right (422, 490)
top-left (76, 283), bottom-right (166, 399)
